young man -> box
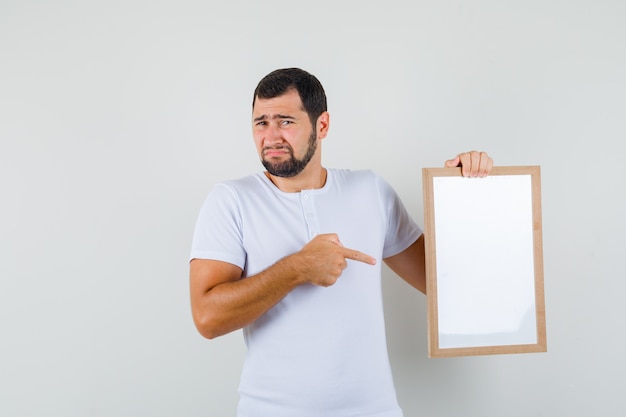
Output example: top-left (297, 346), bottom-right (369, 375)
top-left (189, 68), bottom-right (493, 417)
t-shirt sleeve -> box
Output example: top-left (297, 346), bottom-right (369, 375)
top-left (189, 183), bottom-right (247, 269)
top-left (375, 173), bottom-right (423, 259)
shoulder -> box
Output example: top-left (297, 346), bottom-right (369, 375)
top-left (329, 168), bottom-right (392, 192)
top-left (214, 172), bottom-right (264, 191)
top-left (197, 173), bottom-right (267, 214)
top-left (207, 173), bottom-right (266, 198)
top-left (329, 168), bottom-right (383, 184)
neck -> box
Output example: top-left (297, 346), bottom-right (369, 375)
top-left (265, 166), bottom-right (327, 193)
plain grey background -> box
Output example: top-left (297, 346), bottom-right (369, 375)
top-left (1, 1), bottom-right (625, 416)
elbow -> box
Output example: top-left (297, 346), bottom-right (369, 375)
top-left (201, 330), bottom-right (221, 340)
top-left (193, 313), bottom-right (230, 340)
top-left (196, 325), bottom-right (219, 340)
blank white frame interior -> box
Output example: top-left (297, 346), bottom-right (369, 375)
top-left (422, 166), bottom-right (547, 357)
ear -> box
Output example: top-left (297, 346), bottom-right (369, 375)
top-left (316, 111), bottom-right (330, 140)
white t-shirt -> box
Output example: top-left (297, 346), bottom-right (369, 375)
top-left (190, 168), bottom-right (422, 417)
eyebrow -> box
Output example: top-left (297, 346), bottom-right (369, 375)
top-left (253, 114), bottom-right (296, 123)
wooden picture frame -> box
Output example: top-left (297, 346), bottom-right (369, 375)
top-left (422, 166), bottom-right (546, 357)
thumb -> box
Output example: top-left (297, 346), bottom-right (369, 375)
top-left (318, 233), bottom-right (343, 247)
top-left (444, 156), bottom-right (460, 168)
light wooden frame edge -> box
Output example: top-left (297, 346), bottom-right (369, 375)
top-left (422, 165), bottom-right (547, 358)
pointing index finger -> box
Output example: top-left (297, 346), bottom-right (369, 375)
top-left (341, 246), bottom-right (377, 265)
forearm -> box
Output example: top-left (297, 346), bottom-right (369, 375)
top-left (191, 233), bottom-right (373, 339)
top-left (191, 255), bottom-right (305, 339)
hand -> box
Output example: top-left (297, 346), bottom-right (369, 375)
top-left (444, 151), bottom-right (493, 177)
top-left (293, 233), bottom-right (376, 287)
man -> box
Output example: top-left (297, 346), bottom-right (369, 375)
top-left (189, 68), bottom-right (493, 417)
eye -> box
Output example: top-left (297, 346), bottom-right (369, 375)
top-left (280, 120), bottom-right (293, 126)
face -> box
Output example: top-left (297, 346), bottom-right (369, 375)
top-left (252, 89), bottom-right (326, 178)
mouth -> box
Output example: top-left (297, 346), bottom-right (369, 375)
top-left (263, 146), bottom-right (292, 158)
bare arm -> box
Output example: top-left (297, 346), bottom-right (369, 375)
top-left (189, 233), bottom-right (376, 339)
top-left (384, 234), bottom-right (427, 294)
top-left (190, 257), bottom-right (299, 339)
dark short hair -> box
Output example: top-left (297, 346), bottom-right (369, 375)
top-left (253, 68), bottom-right (327, 126)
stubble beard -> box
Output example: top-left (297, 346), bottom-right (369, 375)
top-left (261, 131), bottom-right (317, 178)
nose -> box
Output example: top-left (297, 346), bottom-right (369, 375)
top-left (263, 123), bottom-right (284, 146)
